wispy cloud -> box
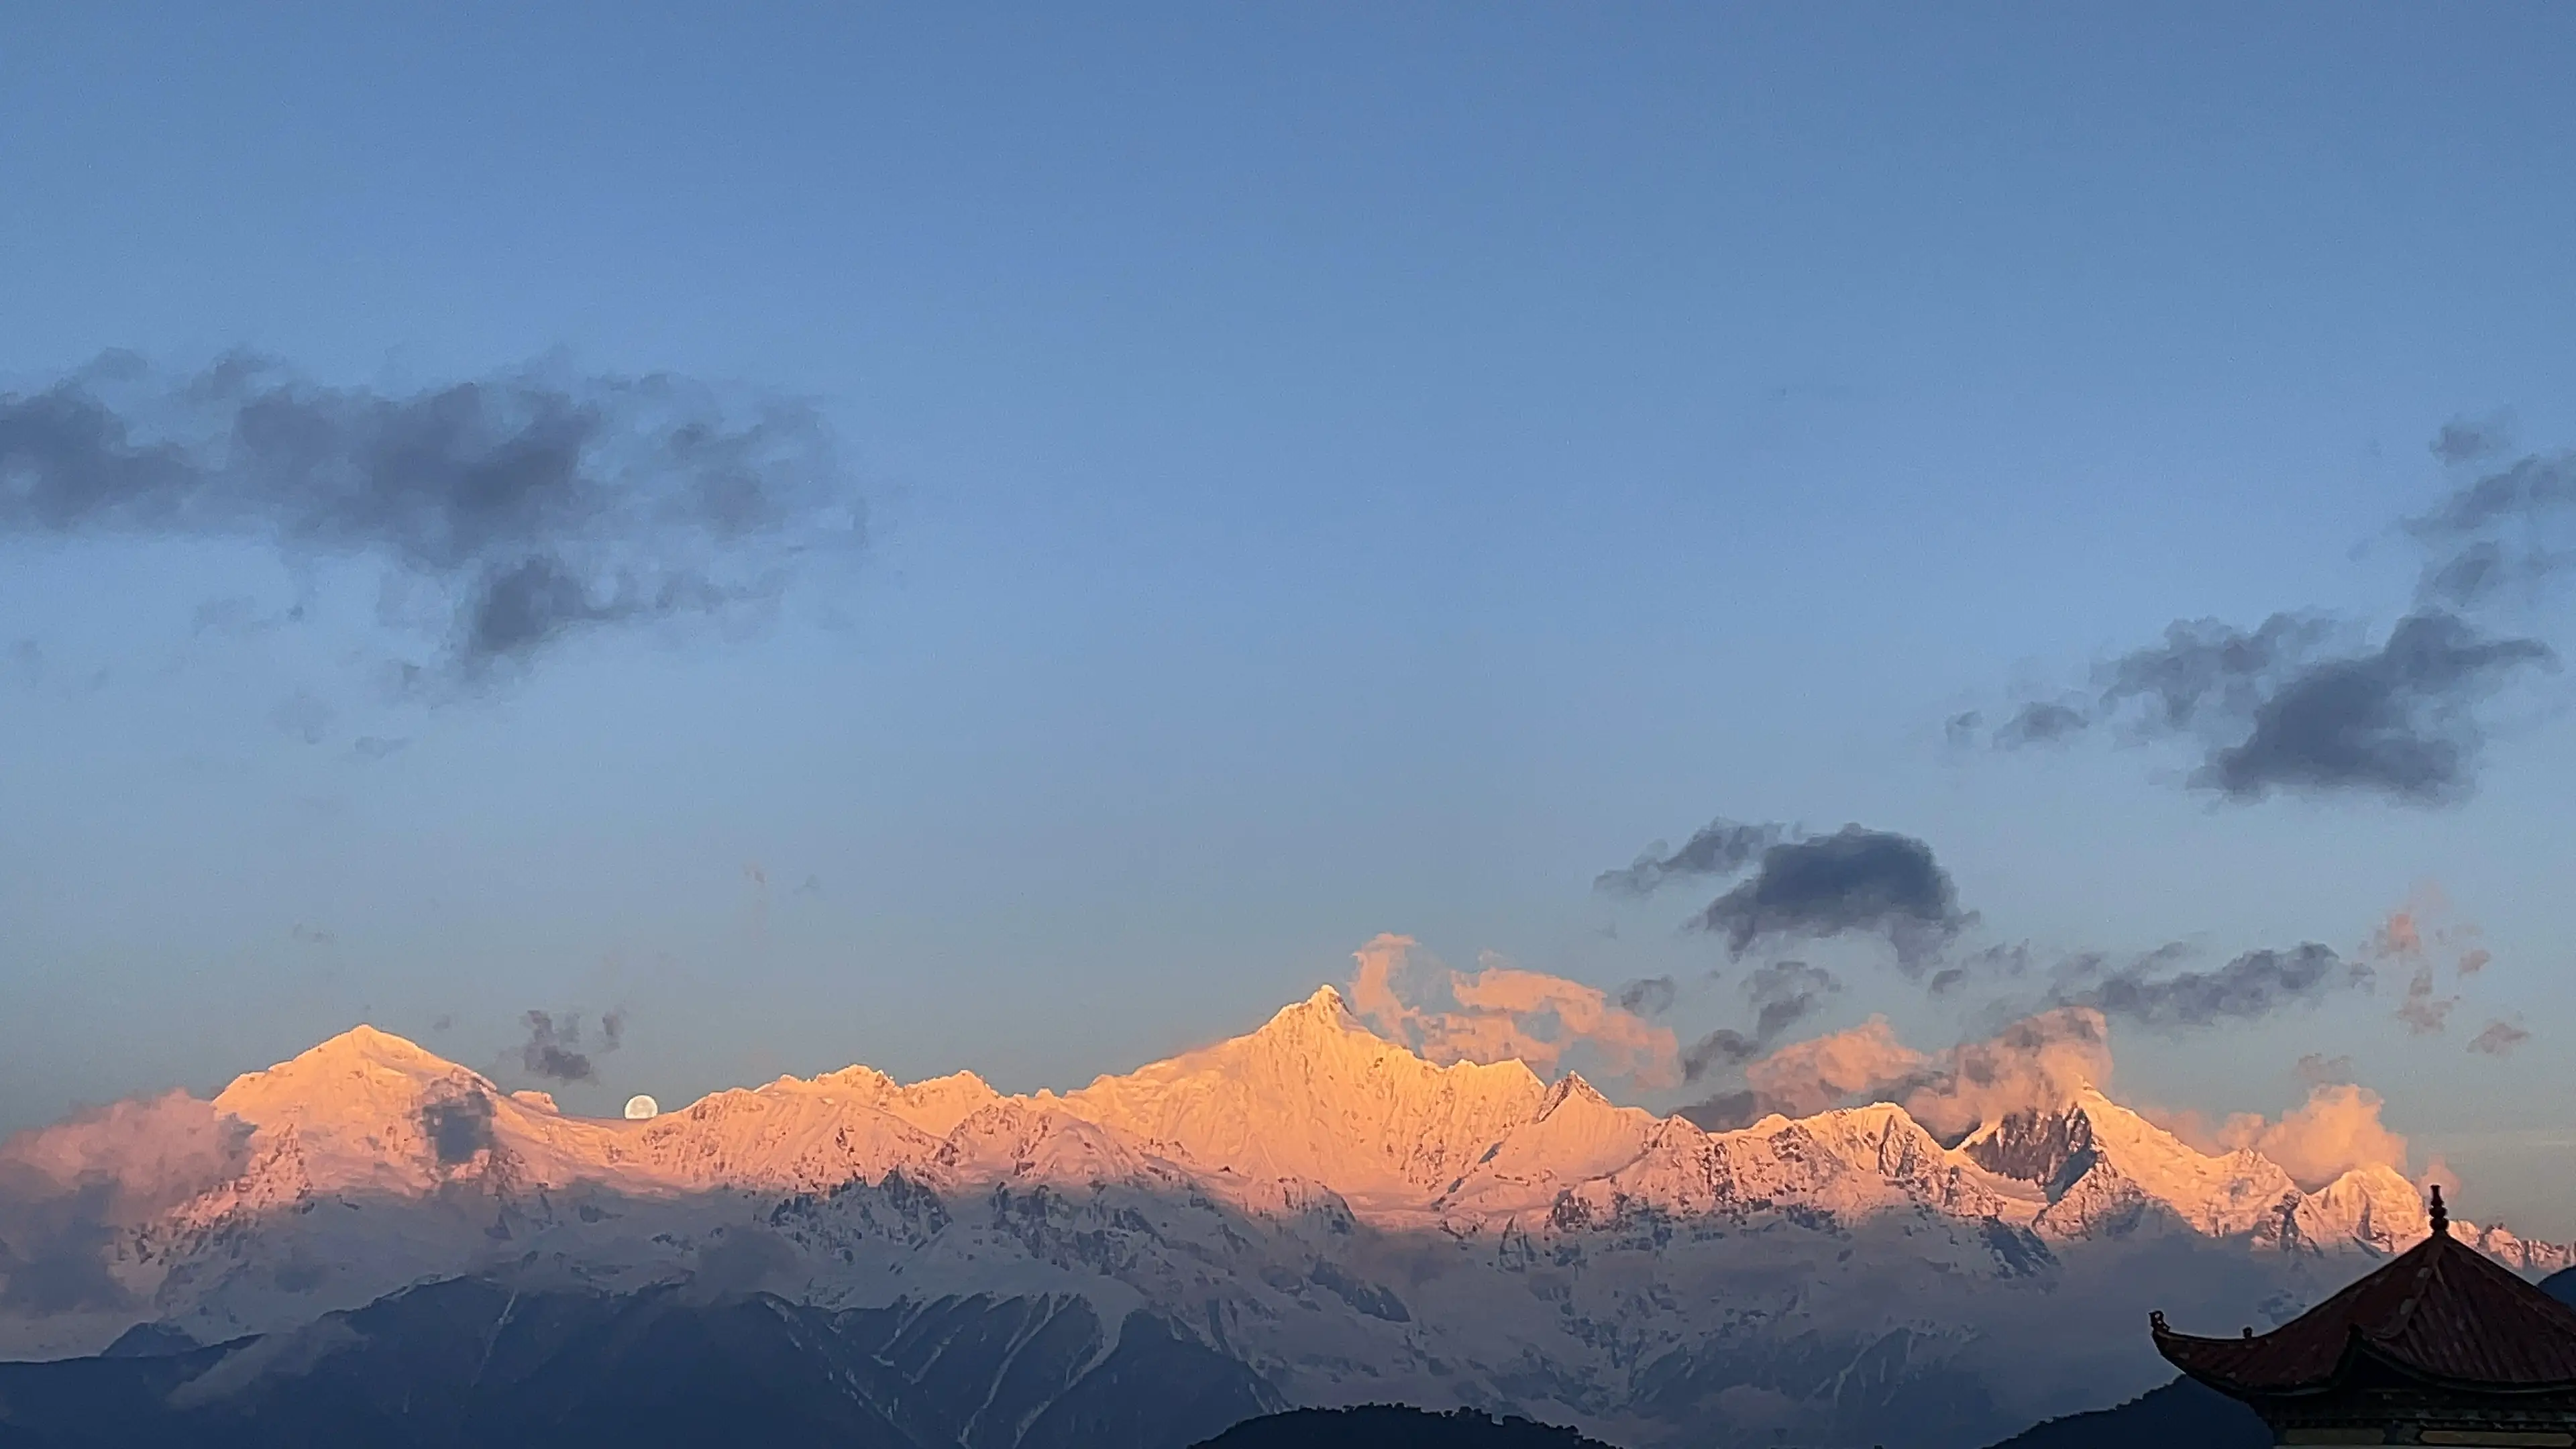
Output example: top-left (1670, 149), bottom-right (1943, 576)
top-left (1595, 817), bottom-right (1784, 898)
top-left (2050, 943), bottom-right (2363, 1030)
top-left (1681, 960), bottom-right (1840, 1079)
top-left (512, 1007), bottom-right (628, 1084)
top-left (0, 352), bottom-right (863, 686)
top-left (2469, 1020), bottom-right (2530, 1057)
top-left (1975, 423), bottom-right (2569, 804)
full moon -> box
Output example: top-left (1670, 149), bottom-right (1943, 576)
top-left (623, 1094), bottom-right (659, 1120)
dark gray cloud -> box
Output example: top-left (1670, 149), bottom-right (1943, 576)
top-left (1678, 1089), bottom-right (1762, 1132)
top-left (2096, 613), bottom-right (2339, 733)
top-left (1993, 701), bottom-right (2087, 747)
top-left (1694, 825), bottom-right (1970, 970)
top-left (0, 354), bottom-right (861, 682)
top-left (2194, 613), bottom-right (2550, 802)
top-left (2431, 413), bottom-right (2513, 466)
top-left (1680, 1033), bottom-right (1754, 1081)
top-left (518, 1010), bottom-right (596, 1083)
top-left (2407, 448), bottom-right (2576, 608)
top-left (2053, 943), bottom-right (2360, 1029)
top-left (417, 1091), bottom-right (494, 1165)
top-left (1951, 942), bottom-right (2038, 979)
top-left (2294, 1052), bottom-right (2353, 1086)
top-left (2412, 449), bottom-right (2576, 534)
top-left (1595, 817), bottom-right (1784, 897)
top-left (1615, 976), bottom-right (1677, 1017)
top-left (513, 1008), bottom-right (627, 1083)
top-left (2425, 544), bottom-right (2512, 611)
top-left (1994, 610), bottom-right (2549, 804)
top-left (1681, 960), bottom-right (1839, 1080)
top-left (1981, 427), bottom-right (2571, 804)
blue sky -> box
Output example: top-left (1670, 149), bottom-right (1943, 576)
top-left (3, 5), bottom-right (2573, 1230)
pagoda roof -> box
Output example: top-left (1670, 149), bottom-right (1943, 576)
top-left (2154, 1189), bottom-right (2576, 1396)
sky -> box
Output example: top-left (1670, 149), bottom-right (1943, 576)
top-left (3, 5), bottom-right (2574, 1232)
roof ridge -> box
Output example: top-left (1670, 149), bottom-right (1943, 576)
top-left (2373, 1234), bottom-right (2447, 1340)
top-left (2159, 1220), bottom-right (2576, 1395)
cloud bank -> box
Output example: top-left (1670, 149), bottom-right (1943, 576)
top-left (0, 1093), bottom-right (252, 1311)
top-left (1688, 1006), bottom-right (2414, 1197)
top-left (1683, 1006), bottom-right (2114, 1137)
top-left (1348, 934), bottom-right (1680, 1089)
top-left (2153, 1083), bottom-right (2411, 1191)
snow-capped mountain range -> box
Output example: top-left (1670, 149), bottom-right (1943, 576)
top-left (2, 987), bottom-right (2561, 1448)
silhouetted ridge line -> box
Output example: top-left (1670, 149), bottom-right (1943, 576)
top-left (1193, 1403), bottom-right (1621, 1448)
top-left (2544, 1265), bottom-right (2576, 1308)
top-left (1982, 1377), bottom-right (2266, 1449)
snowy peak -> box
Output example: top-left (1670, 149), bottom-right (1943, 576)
top-left (1961, 1101), bottom-right (2096, 1196)
top-left (2291, 1163), bottom-right (2429, 1254)
top-left (1287, 982), bottom-right (1352, 1022)
top-left (1994, 1090), bottom-right (2298, 1240)
top-left (1059, 983), bottom-right (1546, 1208)
top-left (781, 1065), bottom-right (1002, 1137)
top-left (934, 1097), bottom-right (1165, 1189)
top-left (209, 1026), bottom-right (539, 1156)
top-left (1536, 1071), bottom-right (1608, 1120)
top-left (1438, 1071), bottom-right (1660, 1215)
top-left (215, 1024), bottom-right (472, 1108)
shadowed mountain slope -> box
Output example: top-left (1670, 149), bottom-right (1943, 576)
top-left (1193, 1404), bottom-right (1621, 1448)
top-left (0, 1277), bottom-right (1273, 1449)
